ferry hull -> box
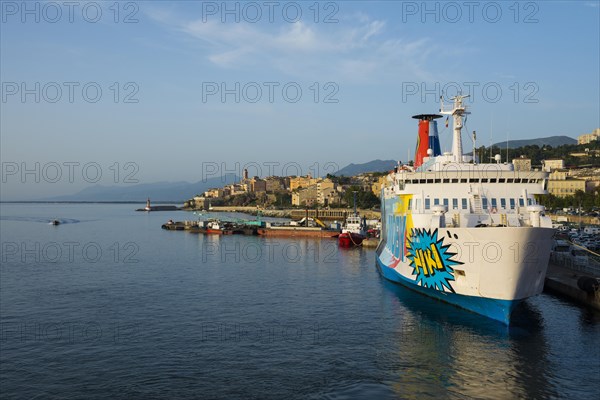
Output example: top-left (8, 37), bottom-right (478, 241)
top-left (376, 222), bottom-right (555, 324)
top-left (376, 256), bottom-right (519, 324)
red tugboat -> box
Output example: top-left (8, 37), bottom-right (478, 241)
top-left (338, 192), bottom-right (367, 247)
top-left (205, 220), bottom-right (233, 235)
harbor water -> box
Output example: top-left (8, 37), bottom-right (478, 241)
top-left (1, 203), bottom-right (599, 399)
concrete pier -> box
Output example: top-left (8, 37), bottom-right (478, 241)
top-left (544, 263), bottom-right (600, 311)
top-left (161, 220), bottom-right (199, 230)
top-left (136, 205), bottom-right (180, 212)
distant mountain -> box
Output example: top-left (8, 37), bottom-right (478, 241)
top-left (334, 159), bottom-right (397, 176)
top-left (43, 174), bottom-right (239, 202)
top-left (491, 136), bottom-right (576, 149)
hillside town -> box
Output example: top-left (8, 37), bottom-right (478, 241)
top-left (183, 167), bottom-right (385, 211)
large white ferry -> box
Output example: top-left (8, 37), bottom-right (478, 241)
top-left (376, 95), bottom-right (555, 324)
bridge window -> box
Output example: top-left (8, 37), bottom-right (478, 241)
top-left (453, 198), bottom-right (458, 209)
top-left (482, 198), bottom-right (488, 209)
top-left (443, 198), bottom-right (449, 207)
top-left (490, 179), bottom-right (497, 183)
top-left (452, 178), bottom-right (459, 183)
top-left (425, 199), bottom-right (431, 210)
top-left (500, 198), bottom-right (506, 209)
top-left (510, 199), bottom-right (516, 209)
top-left (491, 198), bottom-right (498, 208)
top-left (462, 198), bottom-right (468, 209)
top-left (434, 198), bottom-right (440, 205)
top-left (460, 178), bottom-right (468, 183)
top-left (499, 178), bottom-right (506, 183)
top-left (481, 178), bottom-right (488, 183)
top-left (519, 198), bottom-right (525, 207)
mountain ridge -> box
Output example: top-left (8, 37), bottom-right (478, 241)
top-left (333, 159), bottom-right (397, 176)
top-left (490, 136), bottom-right (576, 149)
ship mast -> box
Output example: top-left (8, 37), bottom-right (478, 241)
top-left (440, 94), bottom-right (470, 163)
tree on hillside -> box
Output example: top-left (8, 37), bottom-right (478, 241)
top-left (274, 192), bottom-right (291, 207)
top-left (475, 140), bottom-right (600, 167)
top-left (343, 186), bottom-right (379, 209)
top-left (326, 174), bottom-right (352, 185)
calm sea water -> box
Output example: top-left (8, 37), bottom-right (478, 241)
top-left (1, 203), bottom-right (599, 399)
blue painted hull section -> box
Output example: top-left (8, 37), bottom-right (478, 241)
top-left (376, 256), bottom-right (520, 325)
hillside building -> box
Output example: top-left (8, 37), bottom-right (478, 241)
top-left (578, 128), bottom-right (600, 145)
top-left (547, 170), bottom-right (587, 197)
top-left (512, 156), bottom-right (532, 171)
top-left (542, 159), bottom-right (565, 172)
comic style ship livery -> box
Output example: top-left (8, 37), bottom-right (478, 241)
top-left (376, 95), bottom-right (555, 324)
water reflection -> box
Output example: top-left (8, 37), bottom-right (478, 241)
top-left (378, 278), bottom-right (558, 398)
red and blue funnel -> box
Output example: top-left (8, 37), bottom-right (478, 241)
top-left (412, 114), bottom-right (442, 168)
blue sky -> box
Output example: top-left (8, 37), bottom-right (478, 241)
top-left (1, 0), bottom-right (599, 200)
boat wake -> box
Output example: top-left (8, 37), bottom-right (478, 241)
top-left (0, 216), bottom-right (81, 224)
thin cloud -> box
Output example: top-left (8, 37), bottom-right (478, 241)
top-left (146, 6), bottom-right (440, 82)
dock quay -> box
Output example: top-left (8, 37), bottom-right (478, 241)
top-left (256, 226), bottom-right (338, 238)
top-left (544, 256), bottom-right (600, 311)
top-left (161, 220), bottom-right (340, 238)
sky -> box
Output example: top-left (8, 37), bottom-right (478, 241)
top-left (1, 0), bottom-right (599, 200)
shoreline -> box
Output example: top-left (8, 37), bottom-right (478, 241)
top-left (181, 206), bottom-right (382, 220)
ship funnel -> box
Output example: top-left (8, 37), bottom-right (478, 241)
top-left (412, 114), bottom-right (442, 168)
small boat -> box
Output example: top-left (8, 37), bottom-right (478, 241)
top-left (50, 220), bottom-right (60, 225)
top-left (338, 193), bottom-right (367, 247)
top-left (338, 214), bottom-right (367, 247)
top-left (161, 220), bottom-right (185, 230)
top-left (205, 220), bottom-right (232, 235)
